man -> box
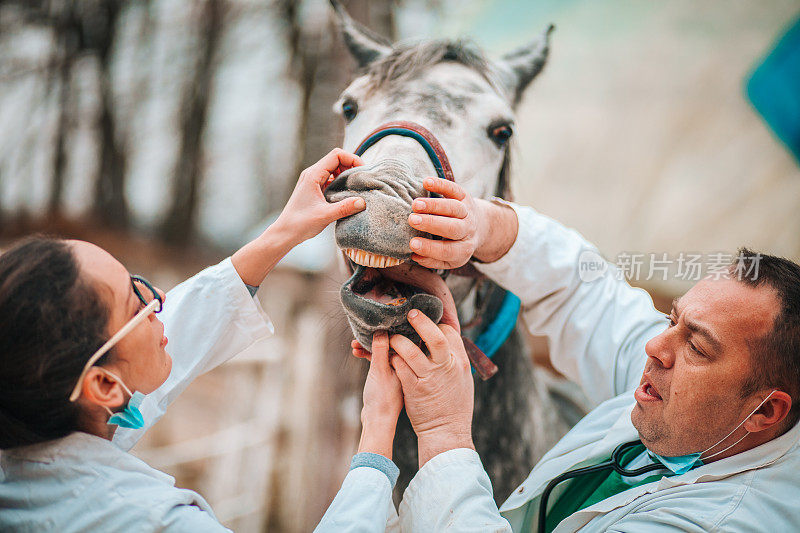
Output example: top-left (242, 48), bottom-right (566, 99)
top-left (387, 177), bottom-right (800, 531)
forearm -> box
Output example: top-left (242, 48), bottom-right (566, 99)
top-left (230, 221), bottom-right (296, 287)
top-left (399, 448), bottom-right (510, 532)
top-left (473, 198), bottom-right (518, 263)
top-left (474, 202), bottom-right (664, 404)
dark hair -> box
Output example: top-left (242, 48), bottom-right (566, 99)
top-left (0, 237), bottom-right (110, 449)
top-left (732, 248), bottom-right (800, 429)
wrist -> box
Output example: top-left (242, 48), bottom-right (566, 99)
top-left (267, 216), bottom-right (303, 251)
top-left (472, 199), bottom-right (518, 263)
top-left (417, 426), bottom-right (474, 467)
top-left (358, 412), bottom-right (398, 460)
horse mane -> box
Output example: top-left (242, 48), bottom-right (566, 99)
top-left (362, 39), bottom-right (505, 95)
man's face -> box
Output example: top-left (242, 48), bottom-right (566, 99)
top-left (631, 277), bottom-right (779, 456)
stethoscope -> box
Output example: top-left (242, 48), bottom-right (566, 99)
top-left (537, 439), bottom-right (665, 533)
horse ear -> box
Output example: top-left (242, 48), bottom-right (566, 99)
top-left (330, 0), bottom-right (392, 67)
top-left (498, 24), bottom-right (554, 104)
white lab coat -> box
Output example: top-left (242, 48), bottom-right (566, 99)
top-left (397, 202), bottom-right (800, 532)
top-left (0, 257), bottom-right (397, 533)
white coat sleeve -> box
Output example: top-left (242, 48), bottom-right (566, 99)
top-left (315, 467), bottom-right (399, 532)
top-left (161, 504), bottom-right (233, 533)
top-left (399, 449), bottom-right (511, 533)
top-left (113, 257), bottom-right (274, 450)
top-left (474, 202), bottom-right (666, 406)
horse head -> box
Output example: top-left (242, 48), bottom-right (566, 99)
top-left (324, 0), bottom-right (553, 351)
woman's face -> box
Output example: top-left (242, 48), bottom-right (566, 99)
top-left (69, 241), bottom-right (171, 394)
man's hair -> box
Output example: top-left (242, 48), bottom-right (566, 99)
top-left (732, 248), bottom-right (800, 429)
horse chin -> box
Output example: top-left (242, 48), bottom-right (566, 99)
top-left (340, 263), bottom-right (443, 351)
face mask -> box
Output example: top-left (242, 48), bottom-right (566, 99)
top-left (101, 370), bottom-right (146, 430)
top-left (648, 390), bottom-right (777, 475)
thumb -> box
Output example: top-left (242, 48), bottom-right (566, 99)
top-left (326, 196), bottom-right (365, 223)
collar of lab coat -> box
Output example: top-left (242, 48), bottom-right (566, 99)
top-left (1, 431), bottom-right (175, 486)
top-left (501, 393), bottom-right (800, 517)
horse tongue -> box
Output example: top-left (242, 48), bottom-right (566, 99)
top-left (347, 264), bottom-right (407, 305)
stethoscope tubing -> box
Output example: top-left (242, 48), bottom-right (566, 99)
top-left (537, 440), bottom-right (664, 533)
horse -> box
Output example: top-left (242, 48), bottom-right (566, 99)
top-left (324, 0), bottom-right (584, 502)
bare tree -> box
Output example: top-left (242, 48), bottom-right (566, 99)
top-left (159, 0), bottom-right (224, 244)
top-left (275, 0), bottom-right (396, 201)
top-left (45, 0), bottom-right (80, 215)
top-left (88, 0), bottom-right (129, 228)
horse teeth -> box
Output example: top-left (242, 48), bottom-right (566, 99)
top-left (344, 248), bottom-right (403, 268)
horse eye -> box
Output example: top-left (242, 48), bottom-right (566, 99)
top-left (342, 99), bottom-right (358, 122)
top-left (488, 124), bottom-right (513, 147)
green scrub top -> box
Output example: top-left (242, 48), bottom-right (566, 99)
top-left (543, 443), bottom-right (672, 533)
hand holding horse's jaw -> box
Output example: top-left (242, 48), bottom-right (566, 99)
top-left (358, 332), bottom-right (403, 460)
top-left (407, 177), bottom-right (519, 268)
top-left (388, 310), bottom-right (476, 468)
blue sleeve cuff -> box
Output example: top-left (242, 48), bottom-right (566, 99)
top-left (350, 452), bottom-right (399, 488)
top-left (245, 284), bottom-right (259, 297)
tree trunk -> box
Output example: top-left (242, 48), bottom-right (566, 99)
top-left (90, 0), bottom-right (129, 228)
top-left (46, 1), bottom-right (79, 215)
top-left (159, 0), bottom-right (223, 244)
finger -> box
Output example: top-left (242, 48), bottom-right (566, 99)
top-left (311, 148), bottom-right (364, 185)
top-left (370, 332), bottom-right (390, 372)
top-left (389, 334), bottom-right (432, 377)
top-left (440, 325), bottom-right (469, 366)
top-left (351, 339), bottom-right (372, 360)
top-left (407, 309), bottom-right (450, 365)
top-left (352, 348), bottom-right (372, 361)
top-left (300, 148), bottom-right (364, 187)
top-left (325, 197), bottom-right (366, 222)
top-left (408, 213), bottom-right (469, 240)
top-left (409, 237), bottom-right (471, 263)
top-left (381, 263), bottom-right (460, 331)
top-left (390, 354), bottom-right (417, 387)
top-left (410, 254), bottom-right (456, 271)
top-left (423, 177), bottom-right (466, 201)
top-left (411, 197), bottom-right (467, 219)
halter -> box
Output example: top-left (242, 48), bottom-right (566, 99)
top-left (353, 121), bottom-right (455, 182)
top-left (351, 121), bottom-right (521, 380)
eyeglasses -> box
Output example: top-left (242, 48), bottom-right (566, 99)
top-left (68, 275), bottom-right (163, 402)
top-left (131, 275), bottom-right (163, 313)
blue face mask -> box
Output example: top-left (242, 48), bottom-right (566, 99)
top-left (647, 450), bottom-right (702, 475)
top-left (102, 370), bottom-right (146, 430)
top-left (107, 391), bottom-right (146, 429)
top-left (647, 390), bottom-right (777, 475)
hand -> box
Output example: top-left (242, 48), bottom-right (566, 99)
top-left (273, 148), bottom-right (366, 247)
top-left (389, 310), bottom-right (475, 467)
top-left (407, 178), bottom-right (484, 269)
top-left (408, 178), bottom-right (519, 267)
top-left (350, 263), bottom-right (460, 360)
top-left (358, 332), bottom-right (403, 460)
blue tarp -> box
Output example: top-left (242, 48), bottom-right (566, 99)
top-left (747, 15), bottom-right (800, 165)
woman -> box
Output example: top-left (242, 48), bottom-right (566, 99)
top-left (0, 149), bottom-right (406, 532)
